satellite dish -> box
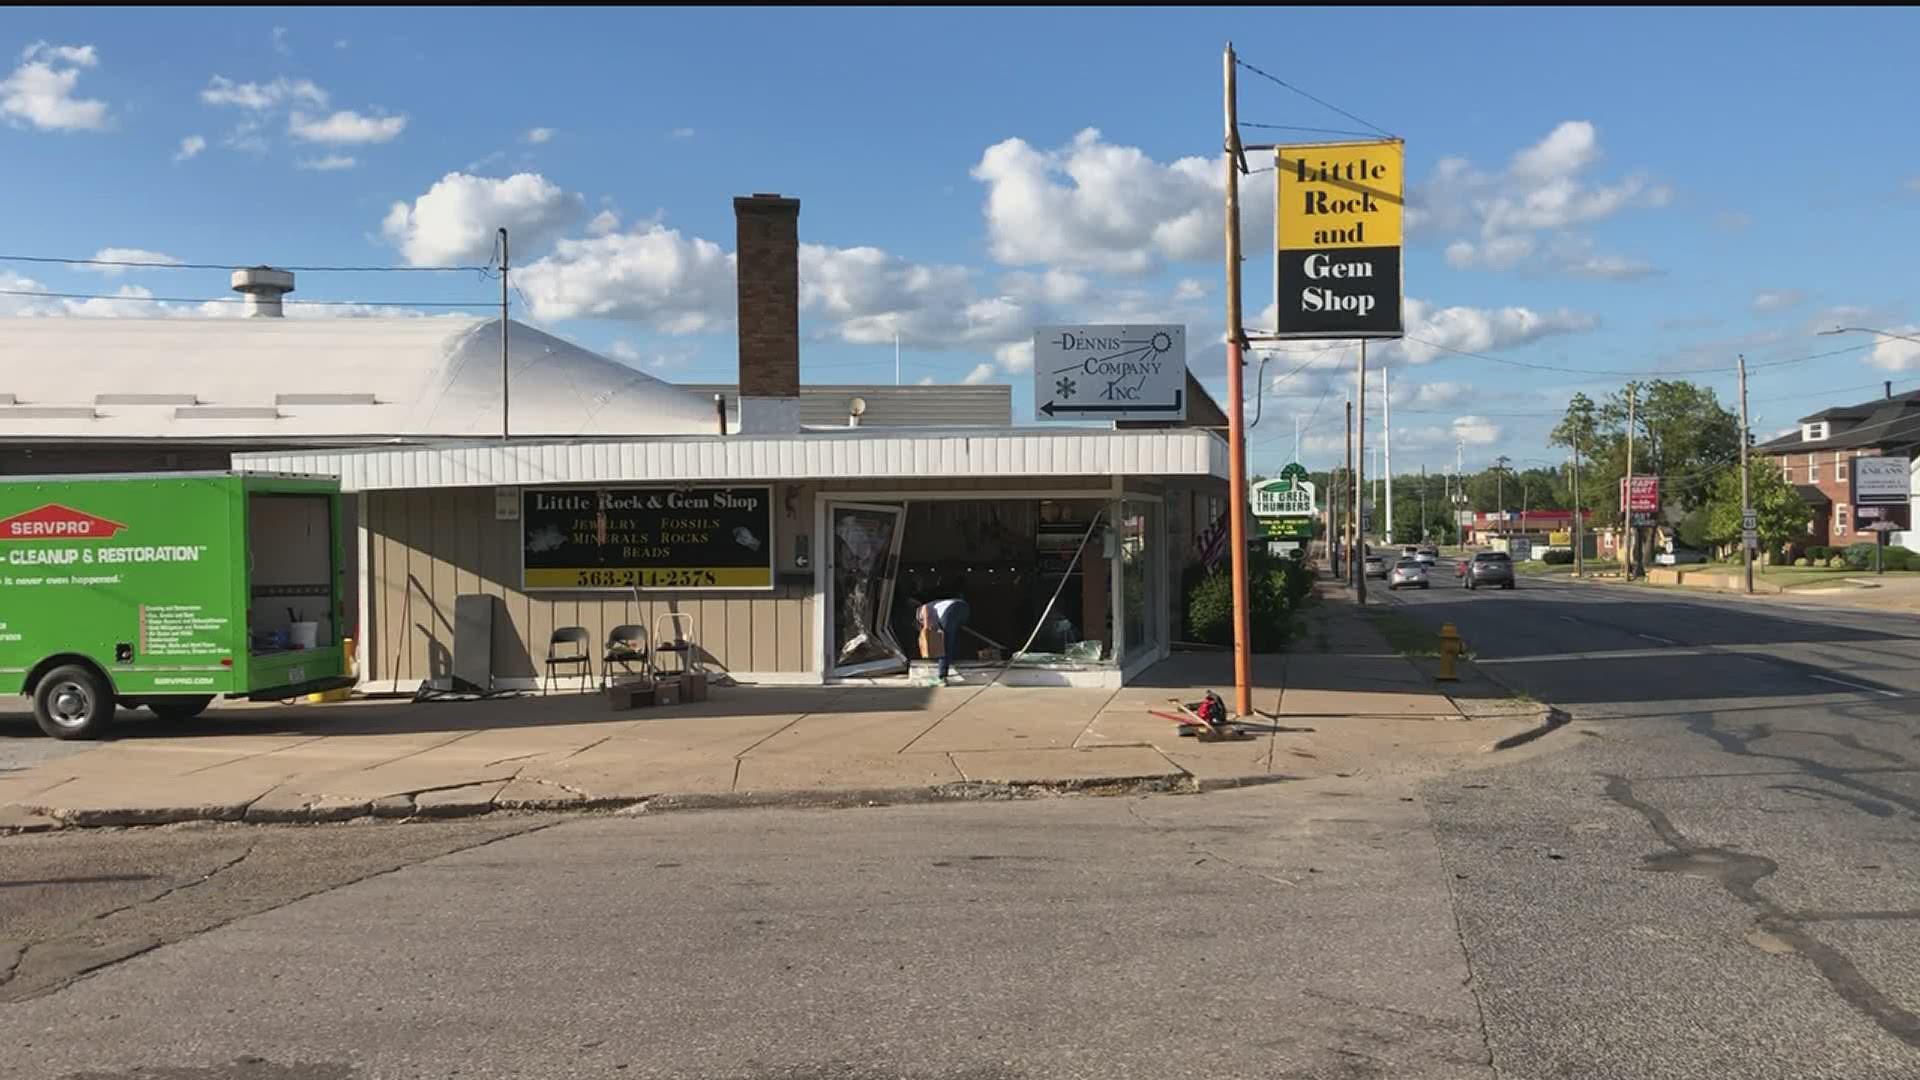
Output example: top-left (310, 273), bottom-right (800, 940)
top-left (849, 397), bottom-right (868, 417)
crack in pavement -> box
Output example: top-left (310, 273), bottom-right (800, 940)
top-left (1603, 772), bottom-right (1920, 1050)
top-left (88, 842), bottom-right (259, 924)
top-left (1426, 795), bottom-right (1502, 1079)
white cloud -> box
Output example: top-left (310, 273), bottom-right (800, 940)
top-left (271, 27), bottom-right (290, 56)
top-left (916, 374), bottom-right (936, 386)
top-left (224, 119), bottom-right (269, 155)
top-left (1253, 295), bottom-right (1597, 366)
top-left (382, 171), bottom-right (585, 265)
top-left (81, 248), bottom-right (182, 275)
top-left (1866, 326), bottom-right (1920, 371)
top-left (289, 109), bottom-right (405, 144)
top-left (0, 269), bottom-right (436, 321)
top-left (962, 363), bottom-right (997, 385)
top-left (586, 209), bottom-right (621, 236)
top-left (525, 126), bottom-right (554, 144)
top-left (1752, 289), bottom-right (1806, 314)
top-left (1173, 278), bottom-right (1209, 302)
top-left (995, 340), bottom-right (1035, 374)
top-left (1409, 121), bottom-right (1667, 279)
top-left (606, 339), bottom-right (693, 372)
top-left (1413, 381), bottom-right (1469, 407)
top-left (1451, 415), bottom-right (1502, 446)
top-left (517, 224), bottom-right (734, 332)
top-left (971, 128), bottom-right (1271, 273)
top-left (1001, 268), bottom-right (1091, 306)
top-left (800, 244), bottom-right (1032, 349)
top-left (174, 134), bottom-right (206, 161)
top-left (200, 75), bottom-right (327, 110)
top-left (1, 41), bottom-right (109, 132)
top-left (671, 127), bottom-right (695, 138)
top-left (296, 154), bottom-right (356, 171)
top-left (335, 39), bottom-right (350, 50)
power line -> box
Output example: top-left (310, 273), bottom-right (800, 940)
top-left (0, 288), bottom-right (494, 309)
top-left (1239, 121), bottom-right (1384, 140)
top-left (1234, 57), bottom-right (1397, 141)
top-left (0, 253), bottom-right (488, 273)
top-left (1401, 336), bottom-right (1873, 378)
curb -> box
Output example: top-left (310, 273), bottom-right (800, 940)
top-left (1, 770), bottom-right (1310, 834)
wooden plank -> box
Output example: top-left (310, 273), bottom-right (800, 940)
top-left (428, 490), bottom-right (459, 685)
top-left (699, 597), bottom-right (725, 674)
top-left (753, 595), bottom-right (780, 673)
top-left (776, 591), bottom-right (802, 673)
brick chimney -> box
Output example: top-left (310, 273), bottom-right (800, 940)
top-left (733, 193), bottom-right (802, 434)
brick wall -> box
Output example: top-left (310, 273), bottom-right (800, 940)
top-left (1770, 447), bottom-right (1878, 544)
top-left (733, 194), bottom-right (800, 401)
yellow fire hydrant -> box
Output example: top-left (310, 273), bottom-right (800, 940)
top-left (1437, 623), bottom-right (1464, 681)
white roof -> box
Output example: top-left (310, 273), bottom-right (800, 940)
top-left (0, 316), bottom-right (717, 441)
top-left (234, 428), bottom-right (1230, 492)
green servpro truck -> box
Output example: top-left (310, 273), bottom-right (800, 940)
top-left (1, 471), bottom-right (353, 739)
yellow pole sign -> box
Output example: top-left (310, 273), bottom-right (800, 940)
top-left (1274, 139), bottom-right (1405, 339)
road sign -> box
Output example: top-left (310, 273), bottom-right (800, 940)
top-left (1741, 509), bottom-right (1757, 530)
top-left (1743, 528), bottom-right (1759, 548)
top-left (1033, 325), bottom-right (1187, 422)
top-left (1273, 140), bottom-right (1405, 339)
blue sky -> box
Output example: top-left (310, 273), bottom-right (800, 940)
top-left (4, 6), bottom-right (1919, 476)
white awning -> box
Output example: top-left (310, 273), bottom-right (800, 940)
top-left (232, 428), bottom-right (1229, 493)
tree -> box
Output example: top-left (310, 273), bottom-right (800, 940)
top-left (1705, 463), bottom-right (1807, 558)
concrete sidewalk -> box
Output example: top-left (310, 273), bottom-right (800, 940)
top-left (0, 603), bottom-right (1533, 831)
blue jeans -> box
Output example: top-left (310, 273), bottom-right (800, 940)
top-left (937, 601), bottom-right (971, 678)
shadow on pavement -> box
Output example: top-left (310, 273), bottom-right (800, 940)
top-left (0, 684), bottom-right (946, 743)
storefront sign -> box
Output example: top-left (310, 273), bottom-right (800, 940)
top-left (1273, 140), bottom-right (1405, 339)
top-left (1852, 456), bottom-right (1910, 506)
top-left (1033, 324), bottom-right (1188, 421)
top-left (1856, 504), bottom-right (1912, 530)
top-left (521, 486), bottom-right (773, 590)
top-left (1620, 476), bottom-right (1659, 514)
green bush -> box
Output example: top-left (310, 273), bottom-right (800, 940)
top-left (1542, 548), bottom-right (1575, 565)
top-left (1807, 545), bottom-right (1829, 562)
top-left (1182, 550), bottom-right (1302, 653)
top-left (1844, 542), bottom-right (1877, 570)
top-left (1794, 557), bottom-right (1811, 567)
top-left (1828, 556), bottom-right (1848, 568)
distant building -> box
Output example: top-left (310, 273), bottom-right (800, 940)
top-left (1754, 384), bottom-right (1920, 548)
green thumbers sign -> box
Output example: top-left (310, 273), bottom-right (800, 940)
top-left (0, 472), bottom-right (351, 740)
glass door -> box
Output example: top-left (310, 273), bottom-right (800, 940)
top-left (828, 503), bottom-right (909, 678)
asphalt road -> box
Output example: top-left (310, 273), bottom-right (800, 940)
top-left (1387, 572), bottom-right (1920, 1078)
top-left (3, 574), bottom-right (1917, 1079)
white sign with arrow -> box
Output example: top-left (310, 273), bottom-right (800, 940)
top-left (1033, 324), bottom-right (1187, 422)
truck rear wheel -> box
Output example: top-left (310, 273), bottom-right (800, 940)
top-left (34, 664), bottom-right (114, 740)
top-left (148, 696), bottom-right (215, 722)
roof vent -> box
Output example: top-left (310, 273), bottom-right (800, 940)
top-left (231, 266), bottom-right (295, 318)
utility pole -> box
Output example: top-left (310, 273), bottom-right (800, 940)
top-left (1738, 354), bottom-right (1753, 593)
top-left (498, 227), bottom-right (510, 442)
top-left (1420, 464), bottom-right (1428, 542)
top-left (1493, 455), bottom-right (1511, 535)
top-left (1572, 429), bottom-right (1585, 577)
top-left (1624, 383), bottom-right (1638, 579)
top-left (1221, 42), bottom-right (1253, 719)
top-left (1356, 340), bottom-right (1368, 606)
top-left (1383, 367), bottom-right (1394, 544)
top-left (1344, 399), bottom-right (1354, 587)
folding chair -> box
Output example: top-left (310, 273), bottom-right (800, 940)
top-left (544, 626), bottom-right (594, 693)
top-left (602, 624), bottom-right (649, 688)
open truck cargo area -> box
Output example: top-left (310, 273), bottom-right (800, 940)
top-left (1, 471), bottom-right (352, 738)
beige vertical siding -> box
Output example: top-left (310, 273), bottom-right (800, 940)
top-left (365, 488), bottom-right (815, 683)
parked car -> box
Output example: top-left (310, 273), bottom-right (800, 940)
top-left (1364, 554), bottom-right (1389, 579)
top-left (1465, 550), bottom-right (1516, 590)
top-left (1388, 558), bottom-right (1430, 590)
top-left (1653, 547), bottom-right (1707, 566)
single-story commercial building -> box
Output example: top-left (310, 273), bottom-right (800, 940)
top-left (235, 194), bottom-right (1232, 690)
